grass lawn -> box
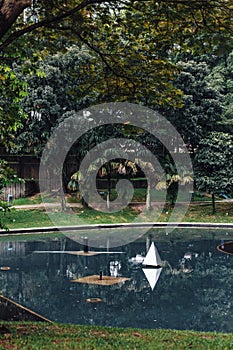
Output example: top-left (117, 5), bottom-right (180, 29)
top-left (154, 201), bottom-right (233, 223)
top-left (12, 190), bottom-right (218, 207)
top-left (12, 195), bottom-right (43, 206)
top-left (1, 209), bottom-right (53, 229)
top-left (0, 322), bottom-right (232, 350)
top-left (0, 200), bottom-right (232, 230)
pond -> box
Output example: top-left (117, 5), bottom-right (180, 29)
top-left (0, 228), bottom-right (232, 333)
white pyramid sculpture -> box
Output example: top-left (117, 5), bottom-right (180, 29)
top-left (142, 242), bottom-right (162, 267)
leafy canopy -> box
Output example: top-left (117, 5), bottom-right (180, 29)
top-left (1, 1), bottom-right (233, 111)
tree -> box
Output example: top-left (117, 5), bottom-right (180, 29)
top-left (1, 1), bottom-right (233, 52)
top-left (162, 58), bottom-right (223, 153)
top-left (156, 157), bottom-right (193, 206)
top-left (0, 0), bottom-right (31, 39)
top-left (0, 63), bottom-right (27, 146)
top-left (1, 1), bottom-right (233, 120)
top-left (206, 49), bottom-right (233, 134)
top-left (10, 47), bottom-right (103, 156)
top-left (2, 1), bottom-right (233, 216)
top-left (66, 123), bottom-right (136, 210)
top-left (12, 45), bottom-right (173, 156)
top-left (194, 132), bottom-right (233, 214)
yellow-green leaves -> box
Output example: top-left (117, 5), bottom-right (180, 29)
top-left (0, 63), bottom-right (28, 143)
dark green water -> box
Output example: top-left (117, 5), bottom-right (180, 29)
top-left (0, 228), bottom-right (232, 332)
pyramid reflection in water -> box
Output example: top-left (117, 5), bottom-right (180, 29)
top-left (142, 267), bottom-right (163, 290)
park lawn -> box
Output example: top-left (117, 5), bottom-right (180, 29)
top-left (12, 190), bottom-right (216, 207)
top-left (0, 207), bottom-right (139, 229)
top-left (0, 322), bottom-right (232, 350)
top-left (152, 202), bottom-right (233, 223)
top-left (12, 195), bottom-right (43, 206)
top-left (1, 209), bottom-right (53, 229)
top-left (0, 201), bottom-right (233, 230)
top-left (179, 202), bottom-right (233, 223)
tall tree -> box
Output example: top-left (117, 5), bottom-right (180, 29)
top-left (207, 50), bottom-right (233, 134)
top-left (10, 47), bottom-right (102, 156)
top-left (162, 58), bottom-right (223, 153)
top-left (194, 131), bottom-right (233, 214)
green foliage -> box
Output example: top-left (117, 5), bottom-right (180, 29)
top-left (194, 132), bottom-right (233, 196)
top-left (2, 1), bottom-right (233, 54)
top-left (156, 158), bottom-right (193, 205)
top-left (0, 63), bottom-right (27, 146)
top-left (11, 47), bottom-right (102, 156)
top-left (207, 50), bottom-right (233, 134)
top-left (0, 159), bottom-right (22, 230)
top-left (0, 199), bottom-right (10, 230)
top-left (0, 159), bottom-right (20, 190)
top-left (1, 0), bottom-right (233, 127)
top-left (1, 2), bottom-right (233, 221)
top-left (163, 58), bottom-right (223, 151)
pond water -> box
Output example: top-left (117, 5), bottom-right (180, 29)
top-left (0, 228), bottom-right (232, 333)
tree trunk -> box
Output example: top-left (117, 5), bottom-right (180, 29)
top-left (81, 196), bottom-right (89, 209)
top-left (107, 165), bottom-right (111, 211)
top-left (212, 193), bottom-right (216, 214)
top-left (106, 192), bottom-right (110, 210)
top-left (61, 194), bottom-right (66, 212)
top-left (60, 176), bottom-right (66, 212)
top-left (146, 180), bottom-right (152, 210)
top-left (0, 0), bottom-right (31, 39)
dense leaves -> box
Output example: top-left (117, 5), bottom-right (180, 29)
top-left (207, 51), bottom-right (233, 134)
top-left (0, 159), bottom-right (20, 229)
top-left (1, 1), bottom-right (233, 52)
top-left (194, 131), bottom-right (233, 212)
top-left (1, 0), bottom-right (233, 129)
top-left (0, 63), bottom-right (27, 146)
top-left (164, 58), bottom-right (223, 152)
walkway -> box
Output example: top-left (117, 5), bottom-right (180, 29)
top-left (12, 202), bottom-right (82, 210)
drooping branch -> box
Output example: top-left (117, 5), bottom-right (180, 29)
top-left (0, 0), bottom-right (31, 39)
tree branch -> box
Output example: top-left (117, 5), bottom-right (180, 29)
top-left (74, 31), bottom-right (136, 93)
top-left (0, 0), bottom-right (31, 39)
top-left (0, 0), bottom-right (232, 52)
top-left (0, 0), bottom-right (109, 50)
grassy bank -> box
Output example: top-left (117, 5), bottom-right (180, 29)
top-left (0, 322), bottom-right (232, 350)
